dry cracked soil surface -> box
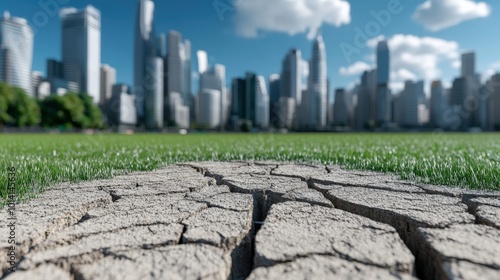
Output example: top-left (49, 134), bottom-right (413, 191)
top-left (1, 161), bottom-right (500, 280)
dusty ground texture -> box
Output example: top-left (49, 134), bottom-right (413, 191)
top-left (1, 161), bottom-right (499, 280)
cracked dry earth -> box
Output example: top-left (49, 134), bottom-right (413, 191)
top-left (1, 162), bottom-right (500, 280)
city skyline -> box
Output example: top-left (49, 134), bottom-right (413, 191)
top-left (2, 0), bottom-right (500, 96)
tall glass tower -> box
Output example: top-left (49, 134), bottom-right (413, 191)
top-left (376, 40), bottom-right (390, 85)
top-left (134, 0), bottom-right (155, 123)
top-left (0, 11), bottom-right (34, 96)
top-left (308, 33), bottom-right (327, 129)
top-left (61, 6), bottom-right (101, 103)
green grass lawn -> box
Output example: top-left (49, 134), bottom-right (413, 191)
top-left (1, 133), bottom-right (499, 203)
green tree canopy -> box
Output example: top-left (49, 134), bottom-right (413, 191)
top-left (79, 93), bottom-right (103, 129)
top-left (0, 83), bottom-right (40, 127)
top-left (40, 93), bottom-right (104, 129)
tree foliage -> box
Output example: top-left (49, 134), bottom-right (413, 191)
top-left (0, 83), bottom-right (40, 127)
top-left (0, 83), bottom-right (104, 129)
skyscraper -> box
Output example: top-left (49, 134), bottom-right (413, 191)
top-left (231, 77), bottom-right (246, 126)
top-left (376, 40), bottom-right (390, 85)
top-left (355, 71), bottom-right (372, 129)
top-left (461, 52), bottom-right (475, 78)
top-left (198, 89), bottom-right (221, 129)
top-left (255, 75), bottom-right (269, 128)
top-left (268, 74), bottom-right (281, 127)
top-left (108, 84), bottom-right (137, 130)
top-left (401, 81), bottom-right (421, 127)
top-left (308, 33), bottom-right (327, 129)
top-left (376, 40), bottom-right (390, 125)
top-left (281, 49), bottom-right (302, 105)
top-left (490, 74), bottom-right (500, 130)
top-left (144, 57), bottom-right (164, 130)
top-left (134, 0), bottom-right (155, 123)
top-left (100, 64), bottom-right (116, 107)
top-left (199, 61), bottom-right (227, 127)
top-left (0, 11), bottom-right (34, 96)
top-left (61, 6), bottom-right (101, 103)
top-left (333, 88), bottom-right (348, 126)
top-left (166, 30), bottom-right (192, 118)
top-left (430, 81), bottom-right (448, 128)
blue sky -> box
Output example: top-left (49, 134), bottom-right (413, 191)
top-left (2, 0), bottom-right (500, 94)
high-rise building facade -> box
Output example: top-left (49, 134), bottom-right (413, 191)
top-left (308, 33), bottom-right (327, 129)
top-left (144, 57), bottom-right (164, 130)
top-left (429, 80), bottom-right (449, 128)
top-left (166, 30), bottom-right (191, 117)
top-left (376, 40), bottom-right (390, 85)
top-left (0, 11), bottom-right (34, 96)
top-left (462, 52), bottom-right (475, 78)
top-left (281, 49), bottom-right (302, 105)
top-left (268, 74), bottom-right (281, 127)
top-left (134, 0), bottom-right (155, 123)
top-left (401, 81), bottom-right (421, 127)
top-left (333, 88), bottom-right (348, 126)
top-left (488, 74), bottom-right (500, 130)
top-left (376, 40), bottom-right (390, 125)
top-left (61, 6), bottom-right (101, 103)
top-left (100, 64), bottom-right (116, 107)
top-left (198, 89), bottom-right (221, 129)
top-left (255, 75), bottom-right (269, 128)
top-left (108, 84), bottom-right (137, 129)
top-left (199, 63), bottom-right (227, 127)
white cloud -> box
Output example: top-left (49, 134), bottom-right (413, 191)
top-left (340, 34), bottom-right (460, 92)
top-left (234, 0), bottom-right (351, 39)
top-left (413, 0), bottom-right (491, 31)
top-left (339, 61), bottom-right (372, 76)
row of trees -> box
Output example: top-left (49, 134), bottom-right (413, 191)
top-left (0, 83), bottom-right (103, 129)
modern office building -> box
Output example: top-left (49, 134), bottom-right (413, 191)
top-left (199, 61), bottom-right (227, 127)
top-left (376, 40), bottom-right (390, 85)
top-left (375, 84), bottom-right (391, 124)
top-left (281, 49), bottom-right (302, 105)
top-left (308, 33), bottom-right (328, 129)
top-left (449, 76), bottom-right (474, 129)
top-left (231, 77), bottom-right (246, 124)
top-left (489, 74), bottom-right (500, 130)
top-left (198, 89), bottom-right (221, 129)
top-left (31, 71), bottom-right (43, 98)
top-left (144, 57), bottom-right (163, 130)
top-left (278, 97), bottom-right (295, 129)
top-left (400, 81), bottom-right (421, 127)
top-left (376, 40), bottom-right (390, 125)
top-left (100, 64), bottom-right (116, 107)
top-left (61, 5), bottom-right (101, 103)
top-left (108, 84), bottom-right (137, 130)
top-left (333, 88), bottom-right (349, 126)
top-left (0, 11), bottom-right (34, 96)
top-left (134, 0), bottom-right (155, 123)
top-left (156, 33), bottom-right (167, 58)
top-left (168, 92), bottom-right (189, 129)
top-left (166, 30), bottom-right (192, 121)
top-left (46, 59), bottom-right (64, 81)
top-left (462, 52), bottom-right (475, 79)
top-left (355, 71), bottom-right (372, 129)
top-left (429, 80), bottom-right (448, 128)
top-left (255, 75), bottom-right (269, 128)
top-left (268, 74), bottom-right (281, 127)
